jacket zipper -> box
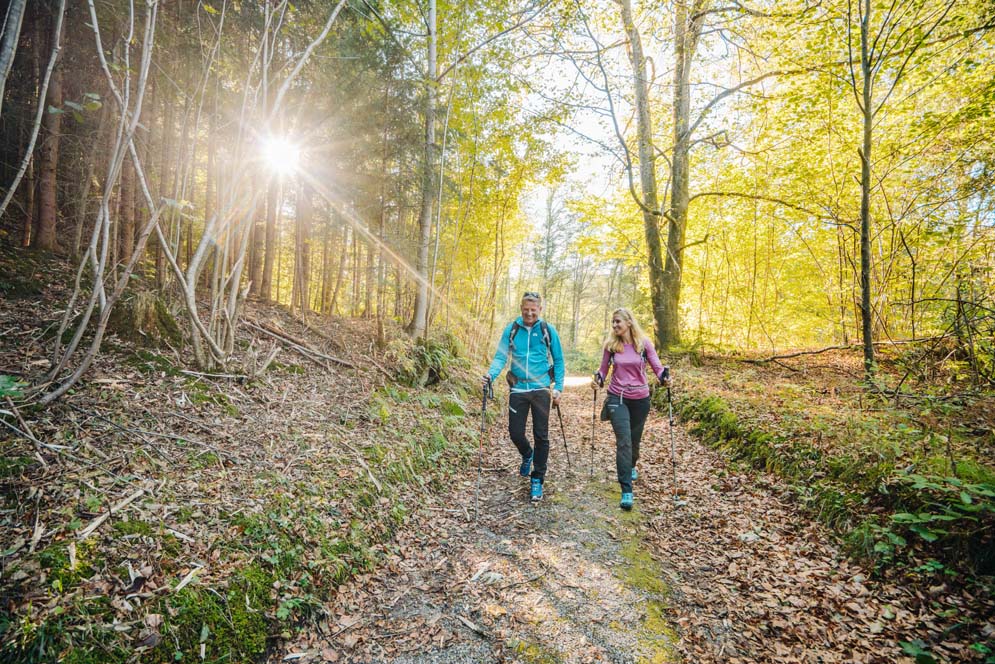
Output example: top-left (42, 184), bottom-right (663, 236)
top-left (525, 326), bottom-right (531, 382)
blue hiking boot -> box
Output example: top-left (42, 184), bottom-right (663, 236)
top-left (519, 452), bottom-right (533, 477)
top-left (631, 467), bottom-right (638, 481)
top-left (620, 492), bottom-right (634, 511)
top-left (530, 478), bottom-right (543, 502)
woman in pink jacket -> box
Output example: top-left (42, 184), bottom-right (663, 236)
top-left (593, 308), bottom-right (670, 511)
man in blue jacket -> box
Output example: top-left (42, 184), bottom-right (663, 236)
top-left (482, 291), bottom-right (566, 502)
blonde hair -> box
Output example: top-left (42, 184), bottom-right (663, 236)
top-left (604, 308), bottom-right (650, 354)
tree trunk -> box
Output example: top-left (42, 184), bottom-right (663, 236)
top-left (293, 183), bottom-right (312, 315)
top-left (319, 214), bottom-right (331, 313)
top-left (662, 0), bottom-right (705, 348)
top-left (33, 30), bottom-right (62, 253)
top-left (859, 0), bottom-right (874, 376)
top-left (619, 0), bottom-right (670, 348)
top-left (351, 230), bottom-right (360, 317)
top-left (409, 0), bottom-right (436, 337)
top-left (0, 0), bottom-right (28, 117)
top-left (248, 175), bottom-right (265, 297)
top-left (331, 223), bottom-right (347, 315)
top-left (119, 156), bottom-right (135, 264)
top-left (261, 179), bottom-right (278, 300)
top-left (155, 82), bottom-right (174, 286)
top-left (22, 123), bottom-right (35, 247)
top-left (364, 230), bottom-right (374, 318)
top-left (202, 104), bottom-right (216, 290)
top-left (1, 0), bottom-right (64, 243)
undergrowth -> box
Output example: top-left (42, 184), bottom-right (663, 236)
top-left (667, 362), bottom-right (995, 577)
top-left (1, 347), bottom-right (477, 663)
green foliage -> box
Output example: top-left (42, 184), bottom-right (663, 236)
top-left (899, 639), bottom-right (939, 664)
top-left (183, 378), bottom-right (239, 416)
top-left (112, 519), bottom-right (154, 537)
top-left (0, 604), bottom-right (128, 664)
top-left (38, 542), bottom-right (96, 592)
top-left (0, 375), bottom-right (26, 398)
top-left (0, 455), bottom-right (32, 479)
top-left (388, 333), bottom-right (470, 388)
top-left (677, 388), bottom-right (995, 573)
top-left (150, 564), bottom-right (271, 663)
top-left (0, 246), bottom-right (47, 299)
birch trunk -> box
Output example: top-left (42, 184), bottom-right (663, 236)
top-left (409, 0), bottom-right (436, 337)
top-left (0, 0), bottom-right (28, 117)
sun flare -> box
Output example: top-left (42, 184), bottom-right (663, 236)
top-left (261, 136), bottom-right (300, 175)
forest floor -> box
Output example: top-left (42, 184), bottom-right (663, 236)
top-left (1, 248), bottom-right (992, 663)
top-left (276, 378), bottom-right (992, 664)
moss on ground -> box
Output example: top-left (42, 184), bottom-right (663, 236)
top-left (148, 564), bottom-right (272, 663)
top-left (0, 246), bottom-right (50, 299)
top-left (511, 638), bottom-right (564, 664)
top-left (107, 289), bottom-right (183, 347)
top-left (574, 476), bottom-right (679, 663)
top-left (184, 377), bottom-right (239, 416)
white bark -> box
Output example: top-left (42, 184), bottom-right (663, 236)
top-left (0, 0), bottom-right (28, 115)
top-left (0, 0), bottom-right (65, 222)
top-left (410, 0), bottom-right (437, 338)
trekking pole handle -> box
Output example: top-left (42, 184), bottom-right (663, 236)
top-left (661, 366), bottom-right (670, 382)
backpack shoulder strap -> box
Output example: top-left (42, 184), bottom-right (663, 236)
top-left (508, 321), bottom-right (520, 352)
top-left (539, 321), bottom-right (552, 354)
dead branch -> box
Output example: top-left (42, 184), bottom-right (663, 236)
top-left (742, 335), bottom-right (956, 364)
top-left (77, 487), bottom-right (146, 540)
top-left (244, 320), bottom-right (355, 368)
top-left (0, 412), bottom-right (72, 452)
top-left (179, 369), bottom-right (249, 381)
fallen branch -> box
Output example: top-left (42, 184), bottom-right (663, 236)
top-left (498, 561), bottom-right (550, 591)
top-left (173, 564), bottom-right (203, 592)
top-left (244, 321), bottom-right (355, 369)
top-left (339, 440), bottom-right (383, 493)
top-left (66, 403), bottom-right (170, 459)
top-left (456, 614), bottom-right (490, 638)
top-left (179, 369), bottom-right (249, 380)
top-left (0, 414), bottom-right (73, 452)
top-left (77, 487), bottom-right (145, 540)
top-left (742, 335), bottom-right (955, 364)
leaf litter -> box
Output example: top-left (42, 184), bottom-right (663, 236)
top-left (2, 267), bottom-right (991, 662)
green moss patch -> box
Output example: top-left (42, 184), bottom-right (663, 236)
top-left (511, 638), bottom-right (564, 664)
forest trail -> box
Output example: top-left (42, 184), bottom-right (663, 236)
top-left (277, 381), bottom-right (934, 664)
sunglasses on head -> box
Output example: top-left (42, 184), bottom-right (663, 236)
top-left (522, 291), bottom-right (541, 301)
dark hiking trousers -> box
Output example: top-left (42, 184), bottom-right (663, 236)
top-left (508, 390), bottom-right (551, 482)
top-left (604, 392), bottom-right (651, 493)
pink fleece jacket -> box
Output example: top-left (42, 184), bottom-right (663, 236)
top-left (597, 340), bottom-right (667, 400)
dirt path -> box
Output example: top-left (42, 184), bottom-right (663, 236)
top-left (276, 382), bottom-right (949, 663)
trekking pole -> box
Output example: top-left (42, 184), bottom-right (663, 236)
top-left (554, 401), bottom-right (572, 472)
top-left (476, 378), bottom-right (494, 519)
top-left (590, 382), bottom-right (598, 479)
top-left (664, 368), bottom-right (686, 506)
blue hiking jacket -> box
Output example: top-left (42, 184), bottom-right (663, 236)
top-left (487, 317), bottom-right (565, 392)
